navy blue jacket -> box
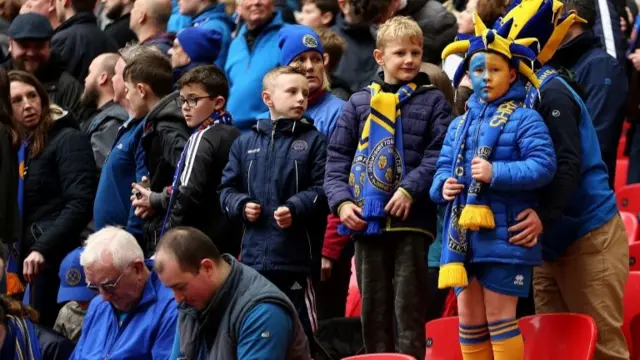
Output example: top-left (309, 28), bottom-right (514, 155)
top-left (324, 73), bottom-right (453, 238)
top-left (219, 118), bottom-right (327, 274)
top-left (552, 31), bottom-right (628, 188)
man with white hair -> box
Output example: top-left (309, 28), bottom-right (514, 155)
top-left (70, 226), bottom-right (177, 360)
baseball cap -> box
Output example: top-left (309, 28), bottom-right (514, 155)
top-left (57, 247), bottom-right (97, 304)
top-left (8, 13), bottom-right (54, 41)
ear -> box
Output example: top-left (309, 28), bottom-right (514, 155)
top-left (200, 258), bottom-right (215, 275)
top-left (262, 90), bottom-right (272, 108)
top-left (509, 67), bottom-right (517, 84)
top-left (373, 49), bottom-right (384, 66)
top-left (64, 0), bottom-right (71, 9)
top-left (136, 83), bottom-right (147, 98)
top-left (212, 95), bottom-right (226, 111)
top-left (320, 11), bottom-right (333, 25)
top-left (132, 259), bottom-right (146, 274)
top-left (139, 11), bottom-right (147, 24)
top-left (323, 53), bottom-right (330, 68)
top-left (97, 72), bottom-right (109, 87)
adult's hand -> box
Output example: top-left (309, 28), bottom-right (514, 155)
top-left (508, 209), bottom-right (543, 248)
top-left (23, 251), bottom-right (45, 283)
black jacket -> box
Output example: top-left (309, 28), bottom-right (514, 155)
top-left (1, 55), bottom-right (87, 122)
top-left (331, 14), bottom-right (378, 93)
top-left (0, 123), bottom-right (19, 244)
top-left (35, 324), bottom-right (75, 360)
top-left (104, 13), bottom-right (137, 48)
top-left (166, 123), bottom-right (241, 255)
top-left (21, 110), bottom-right (97, 266)
top-left (398, 0), bottom-right (458, 65)
top-left (51, 12), bottom-right (118, 81)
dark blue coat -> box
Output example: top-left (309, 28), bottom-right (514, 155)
top-left (324, 74), bottom-right (453, 238)
top-left (219, 118), bottom-right (327, 274)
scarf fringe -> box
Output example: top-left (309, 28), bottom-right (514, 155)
top-left (459, 204), bottom-right (496, 231)
top-left (439, 263), bottom-right (469, 288)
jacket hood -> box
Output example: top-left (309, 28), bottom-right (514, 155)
top-left (49, 104), bottom-right (78, 133)
top-left (193, 3), bottom-right (235, 29)
top-left (253, 117), bottom-right (316, 136)
top-left (467, 80), bottom-right (527, 111)
top-left (146, 91), bottom-right (183, 124)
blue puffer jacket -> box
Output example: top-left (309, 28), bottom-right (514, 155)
top-left (225, 12), bottom-right (287, 131)
top-left (324, 73), bottom-right (453, 238)
top-left (190, 3), bottom-right (234, 69)
top-left (219, 118), bottom-right (327, 274)
top-left (430, 82), bottom-right (557, 265)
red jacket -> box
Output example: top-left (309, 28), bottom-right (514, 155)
top-left (322, 214), bottom-right (350, 261)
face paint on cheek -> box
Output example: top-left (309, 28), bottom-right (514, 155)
top-left (469, 53), bottom-right (490, 102)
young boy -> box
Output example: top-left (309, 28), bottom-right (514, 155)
top-left (315, 27), bottom-right (350, 100)
top-left (430, 15), bottom-right (556, 360)
top-left (323, 16), bottom-right (453, 359)
top-left (133, 65), bottom-right (241, 256)
top-left (219, 66), bottom-right (327, 351)
top-left (298, 0), bottom-right (339, 29)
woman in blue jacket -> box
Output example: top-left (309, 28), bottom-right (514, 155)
top-left (429, 15), bottom-right (556, 360)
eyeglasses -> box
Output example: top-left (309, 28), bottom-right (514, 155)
top-left (175, 95), bottom-right (211, 108)
top-left (86, 271), bottom-right (126, 293)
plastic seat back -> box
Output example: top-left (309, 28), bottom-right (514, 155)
top-left (622, 212), bottom-right (639, 244)
top-left (343, 354), bottom-right (415, 359)
top-left (617, 159), bottom-right (630, 193)
top-left (519, 313), bottom-right (597, 360)
top-left (425, 317), bottom-right (463, 360)
top-left (624, 272), bottom-right (640, 359)
top-left (617, 184), bottom-right (640, 215)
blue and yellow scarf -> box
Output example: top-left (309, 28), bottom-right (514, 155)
top-left (439, 100), bottom-right (522, 289)
top-left (338, 82), bottom-right (417, 236)
top-left (5, 140), bottom-right (29, 296)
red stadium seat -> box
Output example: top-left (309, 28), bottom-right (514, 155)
top-left (345, 257), bottom-right (361, 317)
top-left (617, 159), bottom-right (630, 193)
top-left (343, 354), bottom-right (415, 359)
top-left (617, 184), bottom-right (640, 216)
top-left (425, 317), bottom-right (463, 360)
top-left (622, 212), bottom-right (639, 244)
top-left (631, 244), bottom-right (640, 272)
top-left (519, 313), bottom-right (597, 360)
top-left (624, 272), bottom-right (640, 359)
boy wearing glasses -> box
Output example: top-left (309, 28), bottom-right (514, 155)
top-left (132, 65), bottom-right (241, 256)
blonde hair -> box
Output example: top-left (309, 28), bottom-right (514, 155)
top-left (376, 16), bottom-right (423, 50)
top-left (262, 66), bottom-right (307, 91)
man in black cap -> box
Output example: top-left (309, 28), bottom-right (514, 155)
top-left (2, 13), bottom-right (85, 122)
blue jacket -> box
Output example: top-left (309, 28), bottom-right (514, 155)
top-left (307, 92), bottom-right (344, 139)
top-left (191, 3), bottom-right (234, 69)
top-left (535, 73), bottom-right (619, 261)
top-left (552, 31), bottom-right (628, 188)
top-left (219, 118), bottom-right (327, 274)
top-left (167, 0), bottom-right (191, 33)
top-left (94, 117), bottom-right (147, 240)
top-left (225, 12), bottom-right (287, 131)
top-left (430, 82), bottom-right (557, 265)
top-left (71, 270), bottom-right (177, 360)
top-left (324, 74), bottom-right (453, 237)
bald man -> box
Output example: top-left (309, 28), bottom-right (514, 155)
top-left (81, 53), bottom-right (128, 171)
top-left (20, 0), bottom-right (60, 28)
top-left (130, 0), bottom-right (173, 55)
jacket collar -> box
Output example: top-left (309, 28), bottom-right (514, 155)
top-left (552, 31), bottom-right (600, 69)
top-left (55, 11), bottom-right (98, 33)
top-left (238, 10), bottom-right (285, 37)
top-left (253, 117), bottom-right (315, 136)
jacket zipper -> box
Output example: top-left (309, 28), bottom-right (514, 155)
top-left (294, 160), bottom-right (299, 193)
top-left (304, 228), bottom-right (312, 260)
top-left (247, 160), bottom-right (253, 198)
top-left (263, 123), bottom-right (278, 268)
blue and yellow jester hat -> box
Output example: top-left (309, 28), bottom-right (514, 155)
top-left (441, 13), bottom-right (541, 89)
top-left (496, 0), bottom-right (587, 64)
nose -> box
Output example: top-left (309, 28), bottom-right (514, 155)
top-left (304, 59), bottom-right (314, 71)
top-left (296, 92), bottom-right (305, 103)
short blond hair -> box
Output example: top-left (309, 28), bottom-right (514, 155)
top-left (262, 66), bottom-right (307, 91)
top-left (376, 16), bottom-right (423, 50)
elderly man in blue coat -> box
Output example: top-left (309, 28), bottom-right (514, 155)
top-left (70, 227), bottom-right (177, 360)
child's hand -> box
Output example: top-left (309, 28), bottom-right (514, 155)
top-left (471, 157), bottom-right (493, 183)
top-left (244, 202), bottom-right (262, 222)
top-left (274, 206), bottom-right (293, 229)
top-left (338, 202), bottom-right (367, 231)
top-left (385, 189), bottom-right (412, 220)
top-left (443, 177), bottom-right (464, 201)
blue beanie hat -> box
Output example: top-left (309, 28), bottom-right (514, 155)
top-left (278, 25), bottom-right (324, 66)
top-left (177, 27), bottom-right (223, 65)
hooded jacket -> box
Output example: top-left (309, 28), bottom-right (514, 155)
top-left (190, 3), bottom-right (234, 69)
top-left (81, 101), bottom-right (129, 172)
top-left (219, 118), bottom-right (327, 274)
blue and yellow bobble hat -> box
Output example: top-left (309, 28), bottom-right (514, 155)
top-left (496, 0), bottom-right (587, 64)
top-left (441, 13), bottom-right (541, 89)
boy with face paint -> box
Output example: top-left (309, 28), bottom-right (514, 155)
top-left (430, 14), bottom-right (557, 360)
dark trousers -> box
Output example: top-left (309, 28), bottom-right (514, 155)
top-left (355, 232), bottom-right (428, 360)
top-left (261, 271), bottom-right (318, 354)
top-left (25, 267), bottom-right (62, 328)
top-left (426, 267), bottom-right (449, 322)
top-left (316, 244), bottom-right (353, 321)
